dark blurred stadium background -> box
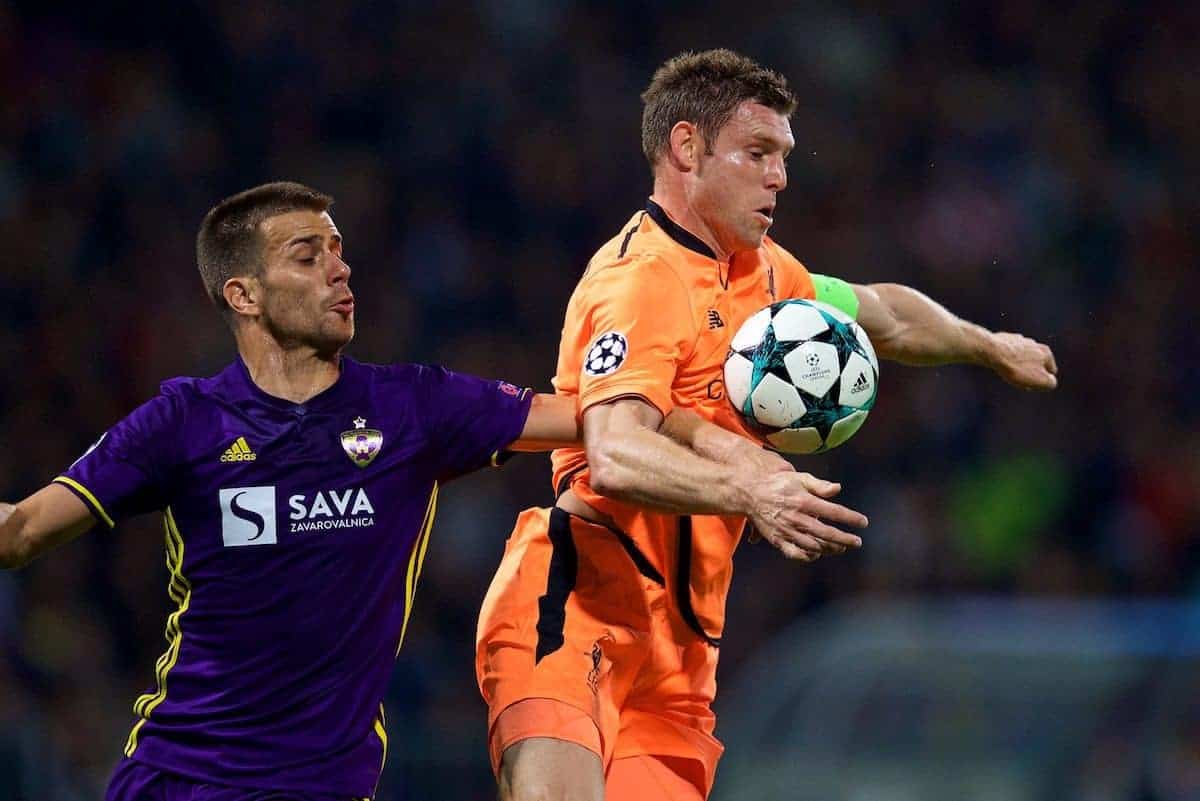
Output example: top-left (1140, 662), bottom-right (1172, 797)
top-left (1, 1), bottom-right (1196, 799)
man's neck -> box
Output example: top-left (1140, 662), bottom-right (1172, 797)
top-left (236, 330), bottom-right (341, 404)
top-left (650, 181), bottom-right (731, 262)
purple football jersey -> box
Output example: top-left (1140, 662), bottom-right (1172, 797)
top-left (55, 356), bottom-right (532, 796)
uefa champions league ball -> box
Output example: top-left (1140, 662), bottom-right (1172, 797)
top-left (724, 298), bottom-right (879, 454)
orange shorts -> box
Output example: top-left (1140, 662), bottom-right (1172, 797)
top-left (475, 507), bottom-right (724, 798)
top-left (491, 699), bottom-right (707, 800)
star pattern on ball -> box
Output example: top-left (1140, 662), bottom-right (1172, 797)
top-left (723, 299), bottom-right (879, 454)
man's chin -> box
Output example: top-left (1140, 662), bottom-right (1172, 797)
top-left (732, 231), bottom-right (767, 254)
top-left (316, 325), bottom-right (354, 354)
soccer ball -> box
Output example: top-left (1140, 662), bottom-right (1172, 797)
top-left (724, 298), bottom-right (879, 454)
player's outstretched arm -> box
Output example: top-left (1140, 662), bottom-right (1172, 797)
top-left (507, 393), bottom-right (792, 458)
top-left (659, 407), bottom-right (792, 475)
top-left (508, 393), bottom-right (582, 452)
top-left (854, 283), bottom-right (1059, 390)
top-left (584, 398), bottom-right (867, 560)
top-left (0, 484), bottom-right (96, 569)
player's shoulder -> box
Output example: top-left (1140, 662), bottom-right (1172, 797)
top-left (143, 373), bottom-right (213, 414)
top-left (585, 248), bottom-right (686, 284)
top-left (345, 357), bottom-right (445, 388)
top-left (351, 359), bottom-right (524, 414)
top-left (585, 211), bottom-right (691, 283)
top-left (159, 374), bottom-right (208, 400)
top-left (579, 229), bottom-right (692, 304)
top-left (572, 251), bottom-right (692, 327)
top-left (159, 360), bottom-right (250, 405)
top-left (345, 358), bottom-right (486, 400)
top-left (587, 209), bottom-right (651, 265)
top-left (99, 371), bottom-right (207, 435)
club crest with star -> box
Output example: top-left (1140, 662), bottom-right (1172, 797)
top-left (340, 416), bottom-right (383, 468)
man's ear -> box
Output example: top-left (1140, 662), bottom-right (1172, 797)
top-left (223, 275), bottom-right (262, 320)
top-left (667, 121), bottom-right (702, 172)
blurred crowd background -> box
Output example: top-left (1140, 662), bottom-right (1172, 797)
top-left (0, 1), bottom-right (1196, 798)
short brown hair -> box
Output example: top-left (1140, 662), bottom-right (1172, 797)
top-left (196, 181), bottom-right (333, 314)
top-left (640, 49), bottom-right (797, 169)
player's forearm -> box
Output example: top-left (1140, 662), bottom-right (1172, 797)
top-left (659, 407), bottom-right (775, 467)
top-left (0, 485), bottom-right (95, 570)
top-left (858, 283), bottom-right (996, 367)
top-left (588, 427), bottom-right (753, 516)
top-left (0, 502), bottom-right (32, 570)
top-left (509, 393), bottom-right (582, 451)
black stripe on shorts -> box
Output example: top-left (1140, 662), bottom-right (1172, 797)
top-left (676, 516), bottom-right (721, 648)
top-left (535, 508), bottom-right (579, 663)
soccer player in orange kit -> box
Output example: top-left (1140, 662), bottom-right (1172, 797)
top-left (477, 50), bottom-right (1059, 801)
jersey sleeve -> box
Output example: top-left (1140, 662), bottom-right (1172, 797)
top-left (810, 273), bottom-right (861, 319)
top-left (417, 366), bottom-right (534, 481)
top-left (54, 391), bottom-right (184, 528)
top-left (575, 256), bottom-right (694, 417)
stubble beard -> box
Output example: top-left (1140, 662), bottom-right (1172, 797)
top-left (262, 300), bottom-right (352, 357)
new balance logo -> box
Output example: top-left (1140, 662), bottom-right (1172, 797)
top-left (220, 437), bottom-right (257, 462)
top-left (850, 372), bottom-right (870, 393)
top-left (707, 309), bottom-right (725, 329)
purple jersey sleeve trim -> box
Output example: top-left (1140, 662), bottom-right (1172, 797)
top-left (53, 476), bottom-right (115, 528)
top-left (492, 387), bottom-right (535, 465)
top-left (503, 390), bottom-right (535, 451)
top-left (463, 391), bottom-right (532, 476)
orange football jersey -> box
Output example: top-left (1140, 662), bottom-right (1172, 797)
top-left (550, 200), bottom-right (815, 640)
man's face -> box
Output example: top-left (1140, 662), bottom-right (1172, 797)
top-left (691, 101), bottom-right (794, 255)
top-left (255, 210), bottom-right (354, 353)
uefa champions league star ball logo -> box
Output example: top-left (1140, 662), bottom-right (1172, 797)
top-left (584, 331), bottom-right (628, 377)
top-left (340, 416), bottom-right (384, 468)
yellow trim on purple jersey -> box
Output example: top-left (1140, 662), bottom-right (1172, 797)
top-left (397, 483), bottom-right (439, 655)
top-left (53, 476), bottom-right (115, 528)
top-left (489, 388), bottom-right (530, 467)
top-left (372, 702), bottom-right (388, 796)
top-left (125, 506), bottom-right (192, 756)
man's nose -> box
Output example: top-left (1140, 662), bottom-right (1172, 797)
top-left (330, 255), bottom-right (350, 283)
top-left (766, 156), bottom-right (787, 191)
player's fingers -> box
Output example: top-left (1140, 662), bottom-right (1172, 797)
top-left (1025, 367), bottom-right (1057, 391)
top-left (1044, 350), bottom-right (1059, 377)
top-left (800, 518), bottom-right (864, 549)
top-left (768, 529), bottom-right (826, 558)
top-left (797, 473), bottom-right (840, 498)
top-left (774, 516), bottom-right (858, 551)
top-left (810, 536), bottom-right (847, 555)
top-left (775, 540), bottom-right (820, 562)
top-left (799, 496), bottom-right (868, 530)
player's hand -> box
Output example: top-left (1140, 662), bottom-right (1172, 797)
top-left (737, 444), bottom-right (794, 544)
top-left (987, 332), bottom-right (1058, 391)
top-left (737, 443), bottom-right (794, 545)
top-left (746, 472), bottom-right (867, 561)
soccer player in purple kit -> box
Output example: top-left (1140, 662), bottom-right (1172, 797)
top-left (0, 182), bottom-right (590, 800)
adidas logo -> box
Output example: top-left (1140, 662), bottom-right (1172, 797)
top-left (707, 309), bottom-right (725, 329)
top-left (850, 372), bottom-right (870, 393)
top-left (220, 436), bottom-right (258, 462)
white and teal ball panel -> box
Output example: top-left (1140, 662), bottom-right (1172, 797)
top-left (723, 298), bottom-right (878, 454)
